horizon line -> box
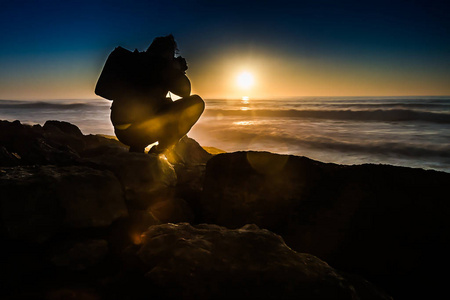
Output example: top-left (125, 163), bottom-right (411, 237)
top-left (2, 95), bottom-right (450, 101)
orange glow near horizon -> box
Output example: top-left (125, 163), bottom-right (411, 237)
top-left (186, 48), bottom-right (450, 99)
top-left (1, 48), bottom-right (450, 100)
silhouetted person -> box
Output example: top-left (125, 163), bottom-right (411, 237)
top-left (95, 35), bottom-right (205, 153)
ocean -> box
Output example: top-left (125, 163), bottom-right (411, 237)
top-left (1, 96), bottom-right (449, 173)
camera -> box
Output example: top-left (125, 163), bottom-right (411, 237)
top-left (175, 56), bottom-right (188, 72)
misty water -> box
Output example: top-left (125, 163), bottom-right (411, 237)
top-left (1, 96), bottom-right (449, 173)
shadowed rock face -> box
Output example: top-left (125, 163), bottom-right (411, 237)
top-left (0, 165), bottom-right (128, 243)
top-left (124, 223), bottom-right (390, 300)
top-left (201, 151), bottom-right (450, 298)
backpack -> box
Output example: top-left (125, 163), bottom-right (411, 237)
top-left (95, 47), bottom-right (141, 101)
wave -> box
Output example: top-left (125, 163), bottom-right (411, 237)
top-left (0, 101), bottom-right (94, 110)
top-left (204, 108), bottom-right (450, 124)
top-left (298, 137), bottom-right (450, 159)
top-left (210, 129), bottom-right (450, 160)
top-left (286, 103), bottom-right (450, 110)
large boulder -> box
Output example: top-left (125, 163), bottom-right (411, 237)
top-left (120, 223), bottom-right (390, 300)
top-left (201, 151), bottom-right (450, 298)
top-left (0, 165), bottom-right (128, 243)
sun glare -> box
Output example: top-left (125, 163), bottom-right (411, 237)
top-left (237, 71), bottom-right (254, 89)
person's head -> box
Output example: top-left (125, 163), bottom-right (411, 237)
top-left (146, 34), bottom-right (178, 59)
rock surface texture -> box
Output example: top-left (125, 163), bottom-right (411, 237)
top-left (126, 223), bottom-right (389, 300)
top-left (201, 151), bottom-right (450, 299)
top-left (2, 119), bottom-right (449, 299)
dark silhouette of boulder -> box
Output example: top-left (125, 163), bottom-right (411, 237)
top-left (201, 151), bottom-right (450, 298)
top-left (50, 239), bottom-right (109, 271)
top-left (43, 120), bottom-right (84, 137)
top-left (121, 223), bottom-right (391, 300)
top-left (0, 165), bottom-right (128, 243)
top-left (0, 120), bottom-right (126, 165)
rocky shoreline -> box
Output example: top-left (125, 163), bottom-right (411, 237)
top-left (1, 119), bottom-right (449, 299)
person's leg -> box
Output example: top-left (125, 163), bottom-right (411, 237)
top-left (115, 95), bottom-right (204, 153)
top-left (111, 98), bottom-right (160, 153)
top-left (114, 123), bottom-right (158, 153)
top-left (156, 95), bottom-right (205, 150)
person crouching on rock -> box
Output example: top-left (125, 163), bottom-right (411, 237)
top-left (95, 34), bottom-right (205, 154)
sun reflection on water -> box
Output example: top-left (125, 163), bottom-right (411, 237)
top-left (240, 96), bottom-right (250, 110)
top-left (233, 121), bottom-right (255, 126)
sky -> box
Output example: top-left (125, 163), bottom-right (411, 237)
top-left (0, 0), bottom-right (449, 100)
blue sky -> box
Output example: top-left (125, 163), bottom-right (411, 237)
top-left (1, 0), bottom-right (449, 99)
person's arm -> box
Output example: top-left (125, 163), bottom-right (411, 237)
top-left (167, 56), bottom-right (191, 98)
top-left (168, 73), bottom-right (191, 98)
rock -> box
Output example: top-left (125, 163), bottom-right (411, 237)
top-left (122, 223), bottom-right (390, 300)
top-left (165, 136), bottom-right (213, 220)
top-left (0, 146), bottom-right (21, 166)
top-left (201, 151), bottom-right (319, 229)
top-left (26, 137), bottom-right (80, 165)
top-left (50, 239), bottom-right (108, 271)
top-left (45, 288), bottom-right (100, 300)
top-left (0, 165), bottom-right (128, 243)
top-left (124, 209), bottom-right (161, 245)
top-left (0, 120), bottom-right (44, 165)
top-left (106, 209), bottom-right (161, 253)
top-left (41, 120), bottom-right (86, 155)
top-left (0, 120), bottom-right (128, 165)
top-left (0, 119), bottom-right (420, 298)
top-left (165, 135), bottom-right (212, 195)
top-left (0, 120), bottom-right (81, 165)
top-left (84, 152), bottom-right (177, 209)
top-left (43, 120), bottom-right (84, 137)
top-left (201, 151), bottom-right (450, 298)
top-left (107, 198), bottom-right (193, 255)
top-left (80, 134), bottom-right (128, 157)
top-left (165, 135), bottom-right (212, 165)
top-left (147, 197), bottom-right (194, 224)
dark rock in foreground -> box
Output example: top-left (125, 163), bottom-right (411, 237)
top-left (120, 223), bottom-right (390, 300)
top-left (3, 119), bottom-right (448, 298)
top-left (201, 151), bottom-right (450, 298)
top-left (1, 165), bottom-right (127, 243)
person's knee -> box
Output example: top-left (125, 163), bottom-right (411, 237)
top-left (190, 95), bottom-right (205, 112)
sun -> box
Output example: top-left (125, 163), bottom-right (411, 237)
top-left (237, 71), bottom-right (254, 89)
